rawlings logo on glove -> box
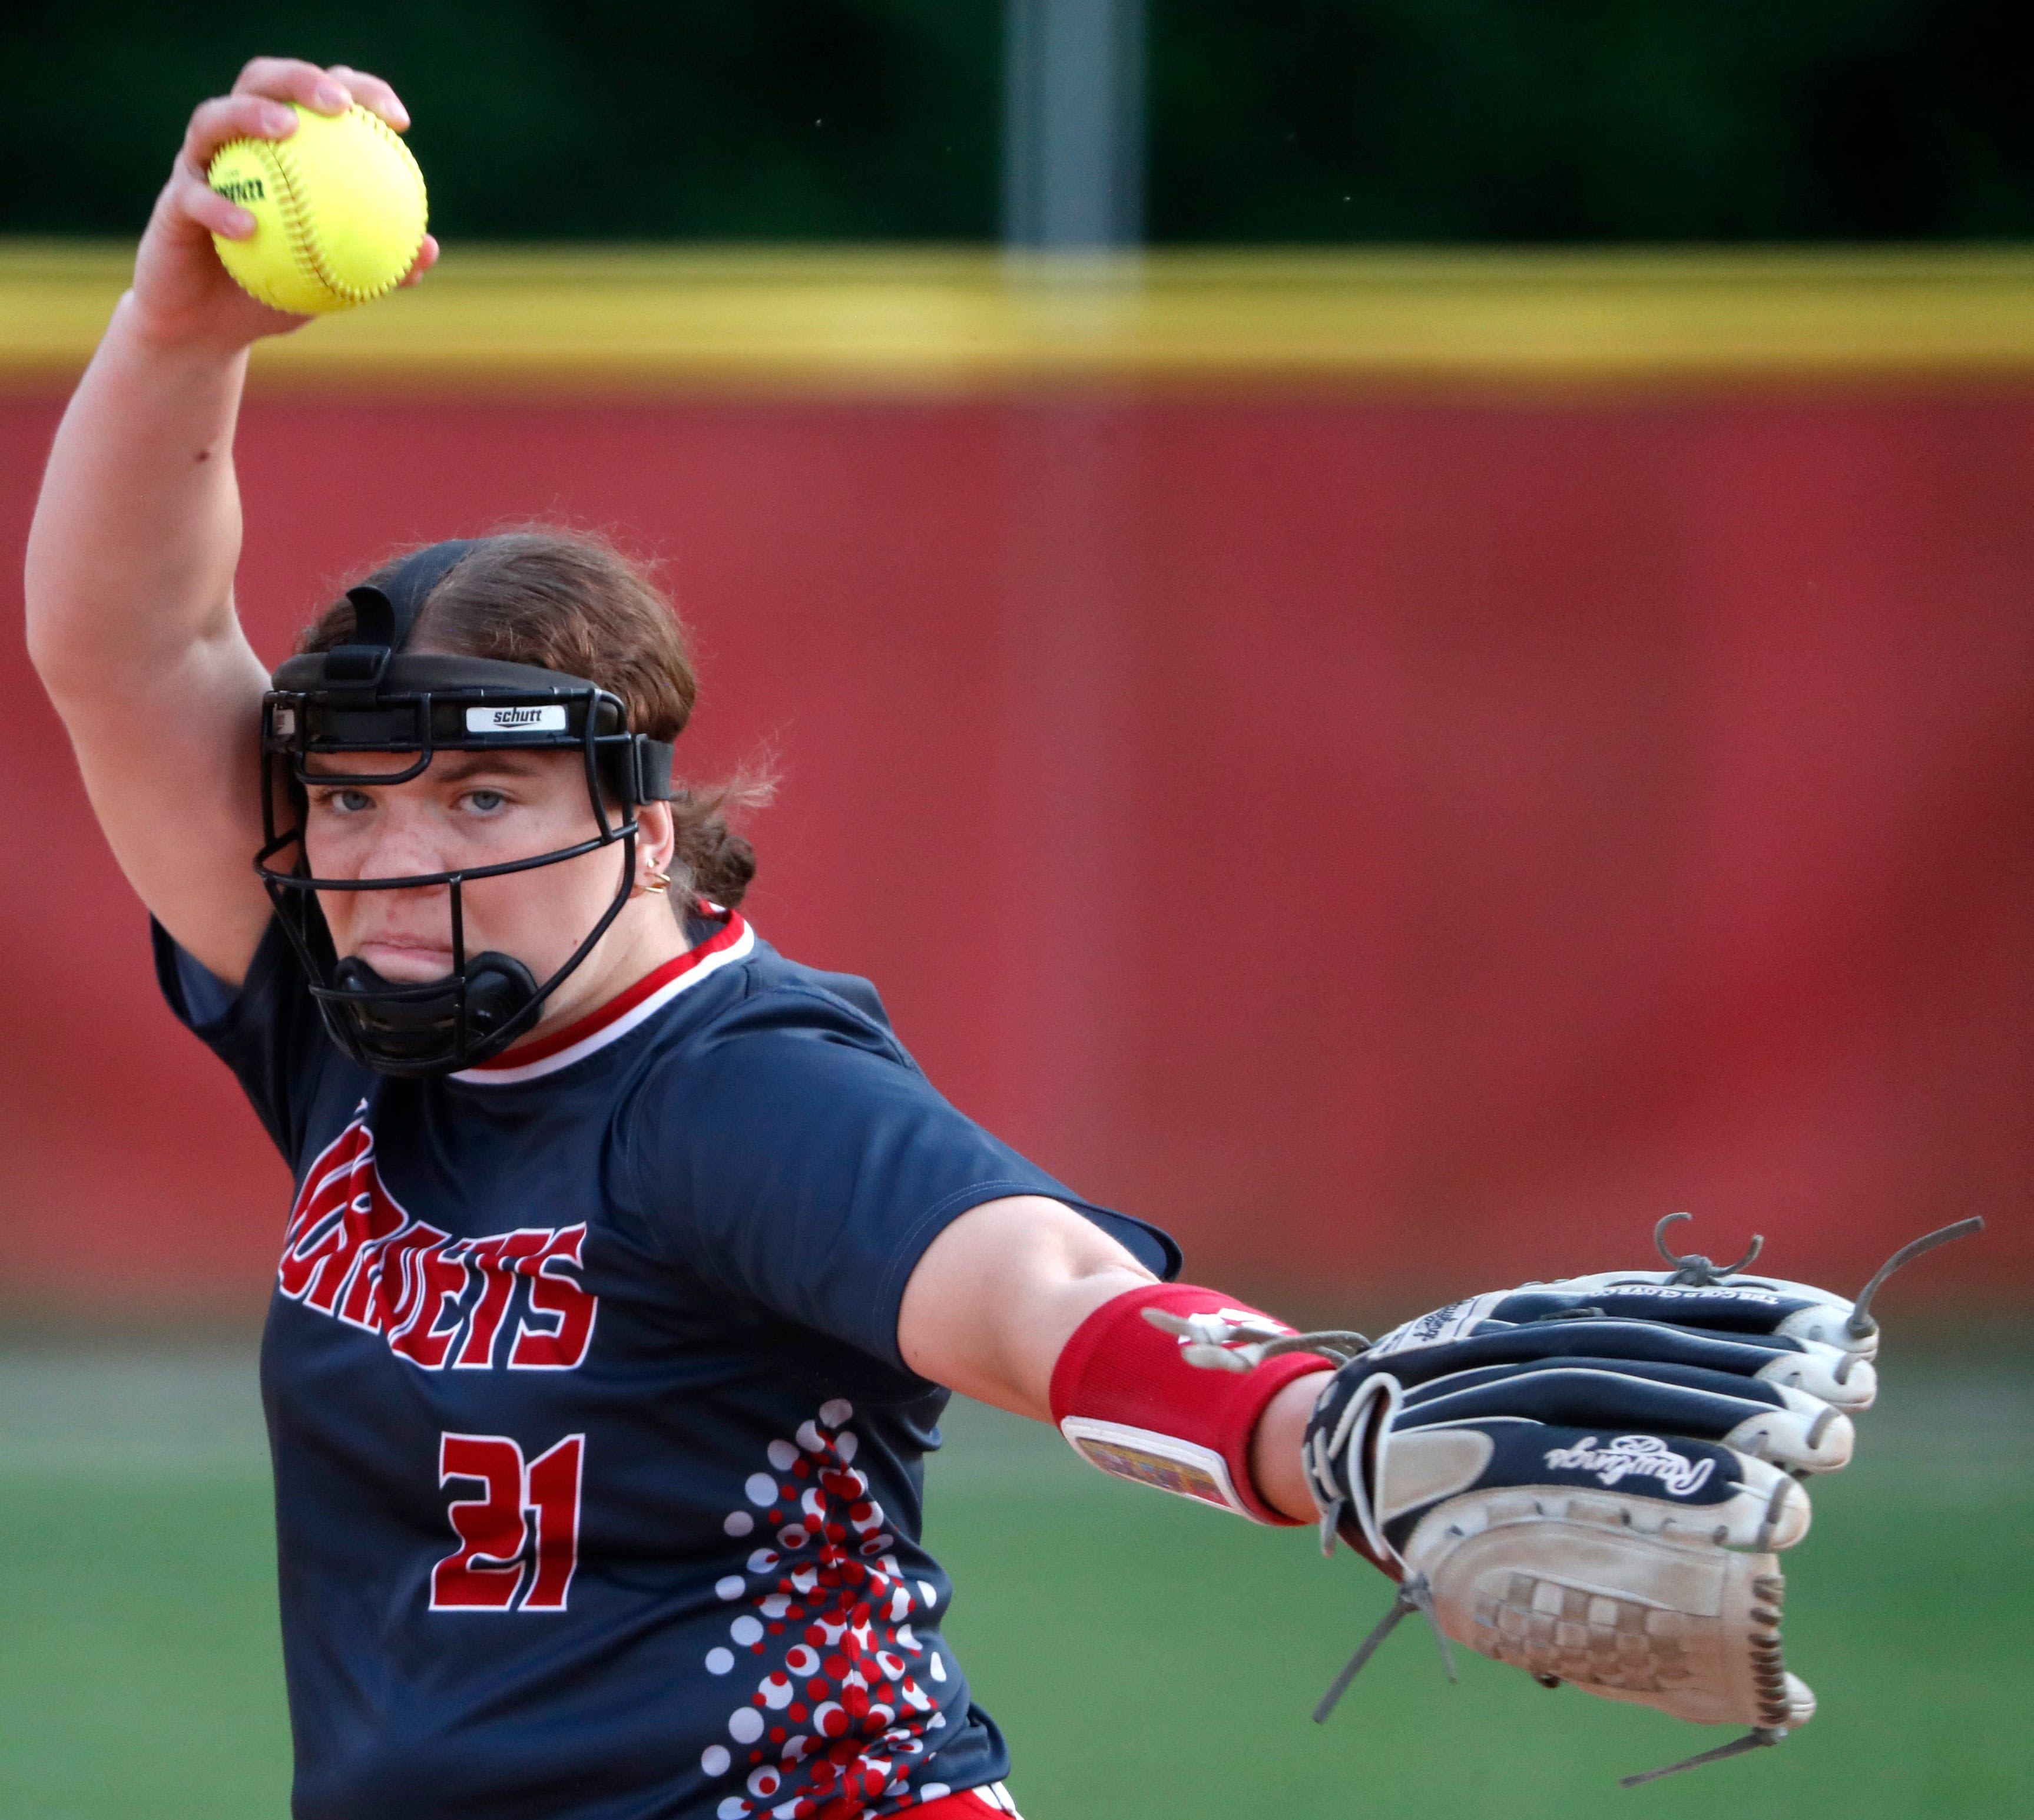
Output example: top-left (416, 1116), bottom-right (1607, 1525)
top-left (1541, 1434), bottom-right (1715, 1494)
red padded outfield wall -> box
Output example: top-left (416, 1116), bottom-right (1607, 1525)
top-left (1, 389), bottom-right (2028, 1318)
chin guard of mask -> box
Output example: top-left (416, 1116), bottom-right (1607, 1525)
top-left (254, 539), bottom-right (678, 1078)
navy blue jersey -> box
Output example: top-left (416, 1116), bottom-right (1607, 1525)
top-left (155, 908), bottom-right (1177, 1820)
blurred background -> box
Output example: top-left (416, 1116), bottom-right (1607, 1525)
top-left (1, 4), bottom-right (2028, 1818)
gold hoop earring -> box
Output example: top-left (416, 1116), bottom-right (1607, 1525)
top-left (635, 867), bottom-right (672, 898)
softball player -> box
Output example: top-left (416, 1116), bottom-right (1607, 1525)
top-left (26, 57), bottom-right (1890, 1819)
top-left (22, 58), bottom-right (1336, 1820)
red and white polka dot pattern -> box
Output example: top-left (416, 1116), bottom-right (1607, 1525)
top-left (703, 1400), bottom-right (962, 1820)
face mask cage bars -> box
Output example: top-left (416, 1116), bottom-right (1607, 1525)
top-left (254, 674), bottom-right (660, 1074)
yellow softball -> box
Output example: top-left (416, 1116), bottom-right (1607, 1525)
top-left (207, 102), bottom-right (428, 315)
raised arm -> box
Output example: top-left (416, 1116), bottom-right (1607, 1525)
top-left (24, 58), bottom-right (434, 985)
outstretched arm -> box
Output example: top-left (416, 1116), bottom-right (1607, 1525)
top-left (896, 1195), bottom-right (1326, 1521)
top-left (24, 58), bottom-right (435, 985)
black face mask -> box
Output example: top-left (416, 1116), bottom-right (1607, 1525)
top-left (254, 540), bottom-right (678, 1078)
top-left (323, 951), bottom-right (541, 1073)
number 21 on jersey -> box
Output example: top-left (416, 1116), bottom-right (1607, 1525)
top-left (430, 1432), bottom-right (584, 1613)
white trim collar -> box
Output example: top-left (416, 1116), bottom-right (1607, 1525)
top-left (450, 918), bottom-right (756, 1086)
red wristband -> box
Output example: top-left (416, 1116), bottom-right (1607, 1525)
top-left (1048, 1283), bottom-right (1332, 1525)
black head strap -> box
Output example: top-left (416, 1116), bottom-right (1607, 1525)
top-left (635, 736), bottom-right (675, 802)
top-left (329, 538), bottom-right (482, 686)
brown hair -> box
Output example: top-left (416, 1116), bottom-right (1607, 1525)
top-left (299, 528), bottom-right (764, 911)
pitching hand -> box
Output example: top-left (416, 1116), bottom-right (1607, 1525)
top-left (131, 58), bottom-right (438, 350)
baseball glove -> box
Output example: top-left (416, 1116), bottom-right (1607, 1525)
top-left (1158, 1213), bottom-right (1980, 1785)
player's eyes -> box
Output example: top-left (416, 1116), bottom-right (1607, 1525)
top-left (464, 788), bottom-right (509, 813)
top-left (314, 787), bottom-right (376, 815)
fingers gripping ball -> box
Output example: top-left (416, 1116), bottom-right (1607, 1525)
top-left (207, 104), bottom-right (426, 315)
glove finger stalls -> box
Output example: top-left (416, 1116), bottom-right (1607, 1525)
top-left (1545, 1265), bottom-right (1854, 1306)
top-left (1724, 1399), bottom-right (1854, 1474)
top-left (1492, 1282), bottom-right (1871, 1355)
top-left (1757, 1339), bottom-right (1877, 1412)
top-left (1401, 1354), bottom-right (1793, 1414)
top-left (1524, 1270), bottom-right (1876, 1359)
top-left (1356, 1317), bottom-right (1852, 1395)
top-left (1394, 1361), bottom-right (1851, 1471)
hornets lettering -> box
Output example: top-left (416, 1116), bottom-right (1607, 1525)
top-left (279, 1104), bottom-right (597, 1370)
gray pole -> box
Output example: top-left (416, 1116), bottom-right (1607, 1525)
top-left (1003, 0), bottom-right (1147, 250)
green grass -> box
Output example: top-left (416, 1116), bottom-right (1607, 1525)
top-left (2, 1344), bottom-right (2028, 1819)
top-left (0, 1354), bottom-right (289, 1819)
